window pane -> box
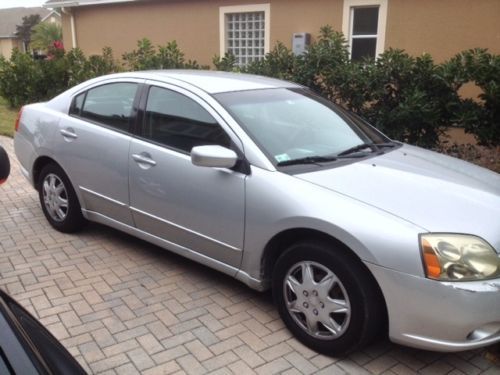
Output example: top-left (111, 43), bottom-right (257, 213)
top-left (226, 11), bottom-right (265, 66)
top-left (80, 83), bottom-right (137, 132)
top-left (352, 7), bottom-right (379, 35)
top-left (144, 87), bottom-right (231, 153)
top-left (351, 37), bottom-right (377, 61)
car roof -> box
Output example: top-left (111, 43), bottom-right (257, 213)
top-left (112, 70), bottom-right (302, 94)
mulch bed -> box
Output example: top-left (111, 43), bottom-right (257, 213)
top-left (437, 143), bottom-right (500, 173)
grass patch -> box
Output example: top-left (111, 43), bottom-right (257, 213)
top-left (0, 97), bottom-right (18, 138)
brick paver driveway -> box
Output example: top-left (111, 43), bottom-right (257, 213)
top-left (1, 136), bottom-right (499, 374)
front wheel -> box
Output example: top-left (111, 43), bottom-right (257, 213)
top-left (38, 163), bottom-right (86, 233)
top-left (272, 241), bottom-right (385, 356)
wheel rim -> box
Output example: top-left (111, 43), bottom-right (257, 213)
top-left (283, 261), bottom-right (351, 340)
top-left (42, 173), bottom-right (69, 222)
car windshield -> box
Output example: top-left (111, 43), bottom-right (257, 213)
top-left (215, 88), bottom-right (391, 166)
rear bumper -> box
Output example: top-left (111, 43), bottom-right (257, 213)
top-left (13, 133), bottom-right (35, 188)
top-left (366, 262), bottom-right (500, 352)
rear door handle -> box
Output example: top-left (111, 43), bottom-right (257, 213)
top-left (132, 153), bottom-right (157, 167)
top-left (60, 128), bottom-right (78, 139)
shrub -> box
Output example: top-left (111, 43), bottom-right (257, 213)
top-left (358, 50), bottom-right (456, 147)
top-left (1, 31), bottom-right (498, 148)
top-left (294, 26), bottom-right (350, 93)
top-left (212, 53), bottom-right (238, 72)
top-left (123, 38), bottom-right (207, 70)
top-left (0, 49), bottom-right (40, 107)
top-left (442, 49), bottom-right (500, 146)
top-left (243, 42), bottom-right (297, 81)
top-left (0, 46), bottom-right (121, 107)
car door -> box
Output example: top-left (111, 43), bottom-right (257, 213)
top-left (54, 79), bottom-right (142, 226)
top-left (129, 83), bottom-right (246, 268)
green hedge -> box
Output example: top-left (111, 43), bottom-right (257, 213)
top-left (1, 26), bottom-right (499, 147)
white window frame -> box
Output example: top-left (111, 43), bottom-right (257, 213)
top-left (342, 0), bottom-right (388, 59)
top-left (219, 4), bottom-right (271, 62)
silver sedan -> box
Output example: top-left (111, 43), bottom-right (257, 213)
top-left (14, 71), bottom-right (500, 356)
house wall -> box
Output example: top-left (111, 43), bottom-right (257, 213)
top-left (386, 0), bottom-right (500, 63)
top-left (0, 38), bottom-right (23, 59)
top-left (61, 0), bottom-right (500, 66)
top-left (61, 0), bottom-right (343, 64)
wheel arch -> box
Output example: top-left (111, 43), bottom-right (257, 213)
top-left (260, 227), bottom-right (388, 326)
top-left (33, 156), bottom-right (59, 189)
top-left (32, 156), bottom-right (86, 212)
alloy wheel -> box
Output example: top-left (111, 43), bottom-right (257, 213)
top-left (42, 173), bottom-right (69, 222)
top-left (283, 261), bottom-right (351, 340)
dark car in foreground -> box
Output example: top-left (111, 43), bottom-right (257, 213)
top-left (0, 290), bottom-right (86, 375)
top-left (0, 147), bottom-right (85, 375)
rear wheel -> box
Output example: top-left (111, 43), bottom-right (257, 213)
top-left (38, 163), bottom-right (86, 233)
top-left (272, 240), bottom-right (385, 356)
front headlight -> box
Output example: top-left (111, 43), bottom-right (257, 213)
top-left (420, 234), bottom-right (500, 281)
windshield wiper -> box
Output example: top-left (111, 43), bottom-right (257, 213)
top-left (374, 142), bottom-right (398, 148)
top-left (336, 142), bottom-right (377, 157)
top-left (277, 155), bottom-right (338, 167)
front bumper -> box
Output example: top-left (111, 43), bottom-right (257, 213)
top-left (366, 262), bottom-right (500, 352)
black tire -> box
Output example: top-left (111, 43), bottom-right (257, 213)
top-left (272, 240), bottom-right (385, 356)
top-left (38, 163), bottom-right (86, 233)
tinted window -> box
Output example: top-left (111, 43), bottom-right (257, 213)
top-left (69, 92), bottom-right (85, 116)
top-left (143, 86), bottom-right (230, 153)
top-left (78, 83), bottom-right (137, 132)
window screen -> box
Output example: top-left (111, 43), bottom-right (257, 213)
top-left (143, 87), bottom-right (230, 153)
top-left (351, 6), bottom-right (379, 61)
top-left (79, 83), bottom-right (137, 132)
top-left (226, 12), bottom-right (265, 66)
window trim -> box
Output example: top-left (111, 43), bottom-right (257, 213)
top-left (219, 3), bottom-right (271, 61)
top-left (342, 0), bottom-right (388, 60)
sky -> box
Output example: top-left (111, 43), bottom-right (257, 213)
top-left (0, 0), bottom-right (47, 9)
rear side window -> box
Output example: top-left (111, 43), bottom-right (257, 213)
top-left (142, 86), bottom-right (230, 153)
top-left (70, 82), bottom-right (138, 132)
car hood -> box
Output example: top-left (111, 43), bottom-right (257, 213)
top-left (296, 144), bottom-right (500, 250)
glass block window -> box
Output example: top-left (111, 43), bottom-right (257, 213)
top-left (226, 11), bottom-right (265, 66)
top-left (350, 6), bottom-right (379, 61)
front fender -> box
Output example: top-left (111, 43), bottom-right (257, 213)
top-left (241, 166), bottom-right (426, 283)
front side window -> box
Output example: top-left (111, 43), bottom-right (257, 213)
top-left (71, 82), bottom-right (138, 132)
top-left (220, 4), bottom-right (270, 66)
top-left (142, 86), bottom-right (230, 153)
top-left (215, 88), bottom-right (389, 166)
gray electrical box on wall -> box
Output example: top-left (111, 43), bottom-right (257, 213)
top-left (292, 33), bottom-right (311, 55)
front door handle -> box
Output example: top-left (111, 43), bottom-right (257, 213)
top-left (132, 153), bottom-right (157, 167)
top-left (60, 128), bottom-right (78, 139)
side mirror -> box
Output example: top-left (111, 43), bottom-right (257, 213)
top-left (0, 145), bottom-right (10, 184)
top-left (191, 145), bottom-right (238, 169)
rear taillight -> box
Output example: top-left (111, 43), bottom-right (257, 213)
top-left (15, 107), bottom-right (24, 132)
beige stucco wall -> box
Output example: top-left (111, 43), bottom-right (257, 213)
top-left (0, 38), bottom-right (23, 59)
top-left (62, 0), bottom-right (343, 65)
top-left (269, 0), bottom-right (343, 47)
top-left (61, 0), bottom-right (500, 66)
top-left (385, 0), bottom-right (500, 62)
